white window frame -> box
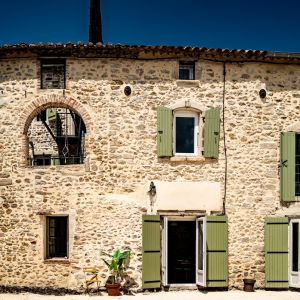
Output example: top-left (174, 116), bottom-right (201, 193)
top-left (179, 62), bottom-right (195, 80)
top-left (289, 218), bottom-right (300, 288)
top-left (173, 110), bottom-right (200, 156)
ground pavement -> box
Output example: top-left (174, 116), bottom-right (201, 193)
top-left (0, 290), bottom-right (300, 300)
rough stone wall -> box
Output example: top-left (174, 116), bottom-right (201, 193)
top-left (1, 56), bottom-right (300, 292)
top-left (28, 120), bottom-right (58, 157)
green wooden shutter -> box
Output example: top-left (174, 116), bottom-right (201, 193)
top-left (142, 215), bottom-right (161, 289)
top-left (157, 107), bottom-right (172, 157)
top-left (47, 108), bottom-right (57, 121)
top-left (206, 215), bottom-right (228, 287)
top-left (265, 217), bottom-right (289, 289)
top-left (280, 132), bottom-right (295, 202)
top-left (204, 108), bottom-right (221, 159)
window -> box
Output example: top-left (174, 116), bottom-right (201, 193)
top-left (157, 106), bottom-right (220, 159)
top-left (28, 107), bottom-right (86, 167)
top-left (174, 111), bottom-right (199, 156)
top-left (296, 134), bottom-right (300, 196)
top-left (179, 62), bottom-right (195, 80)
top-left (46, 216), bottom-right (68, 259)
top-left (41, 59), bottom-right (66, 89)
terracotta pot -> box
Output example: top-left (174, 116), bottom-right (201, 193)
top-left (243, 278), bottom-right (256, 292)
top-left (106, 283), bottom-right (121, 296)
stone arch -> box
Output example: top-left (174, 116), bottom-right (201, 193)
top-left (19, 94), bottom-right (92, 134)
top-left (170, 100), bottom-right (206, 112)
top-left (18, 95), bottom-right (93, 167)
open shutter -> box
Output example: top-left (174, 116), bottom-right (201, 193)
top-left (204, 108), bottom-right (220, 159)
top-left (157, 107), bottom-right (172, 157)
top-left (280, 132), bottom-right (295, 202)
top-left (265, 217), bottom-right (289, 288)
top-left (142, 215), bottom-right (161, 289)
top-left (47, 108), bottom-right (57, 121)
top-left (206, 215), bottom-right (228, 287)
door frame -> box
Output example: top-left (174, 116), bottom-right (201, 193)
top-left (289, 218), bottom-right (300, 288)
top-left (196, 217), bottom-right (206, 287)
top-left (161, 216), bottom-right (198, 287)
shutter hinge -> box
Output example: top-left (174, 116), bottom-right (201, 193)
top-left (279, 160), bottom-right (287, 169)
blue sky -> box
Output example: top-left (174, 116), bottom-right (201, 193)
top-left (0, 0), bottom-right (300, 52)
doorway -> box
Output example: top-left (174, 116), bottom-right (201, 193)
top-left (290, 219), bottom-right (300, 288)
top-left (167, 220), bottom-right (196, 284)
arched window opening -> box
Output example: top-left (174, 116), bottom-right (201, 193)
top-left (27, 107), bottom-right (86, 166)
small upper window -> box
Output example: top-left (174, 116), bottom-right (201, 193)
top-left (46, 216), bottom-right (68, 259)
top-left (41, 59), bottom-right (65, 89)
top-left (179, 62), bottom-right (195, 80)
top-left (174, 111), bottom-right (199, 156)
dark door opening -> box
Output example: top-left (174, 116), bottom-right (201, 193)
top-left (167, 220), bottom-right (196, 284)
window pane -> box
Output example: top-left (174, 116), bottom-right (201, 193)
top-left (198, 221), bottom-right (203, 270)
top-left (176, 117), bottom-right (195, 153)
top-left (296, 135), bottom-right (300, 195)
top-left (47, 217), bottom-right (68, 258)
top-left (179, 63), bottom-right (195, 80)
top-left (292, 222), bottom-right (299, 272)
top-left (179, 69), bottom-right (190, 80)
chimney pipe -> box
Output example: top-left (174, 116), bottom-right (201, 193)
top-left (89, 0), bottom-right (103, 44)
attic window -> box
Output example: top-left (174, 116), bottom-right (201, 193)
top-left (41, 59), bottom-right (66, 89)
top-left (179, 62), bottom-right (195, 80)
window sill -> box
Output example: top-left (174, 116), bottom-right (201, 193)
top-left (170, 156), bottom-right (205, 163)
top-left (44, 258), bottom-right (70, 265)
top-left (176, 80), bottom-right (200, 87)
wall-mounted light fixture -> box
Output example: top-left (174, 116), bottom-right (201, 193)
top-left (148, 181), bottom-right (156, 196)
top-left (259, 89), bottom-right (266, 99)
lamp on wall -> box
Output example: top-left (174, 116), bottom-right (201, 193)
top-left (148, 181), bottom-right (156, 196)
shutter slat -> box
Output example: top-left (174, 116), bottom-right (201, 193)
top-left (204, 108), bottom-right (220, 159)
top-left (265, 217), bottom-right (289, 289)
top-left (142, 215), bottom-right (161, 289)
top-left (157, 107), bottom-right (172, 157)
top-left (206, 215), bottom-right (228, 287)
top-left (280, 132), bottom-right (295, 202)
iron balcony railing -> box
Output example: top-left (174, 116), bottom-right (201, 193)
top-left (28, 155), bottom-right (85, 167)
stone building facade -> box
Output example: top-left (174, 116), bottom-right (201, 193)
top-left (1, 43), bottom-right (300, 293)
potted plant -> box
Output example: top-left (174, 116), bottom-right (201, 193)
top-left (102, 249), bottom-right (130, 296)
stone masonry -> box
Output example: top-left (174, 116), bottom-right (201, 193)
top-left (1, 45), bottom-right (300, 293)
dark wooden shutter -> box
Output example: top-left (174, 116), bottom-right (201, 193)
top-left (142, 215), bottom-right (161, 289)
top-left (280, 132), bottom-right (295, 202)
top-left (206, 216), bottom-right (228, 287)
top-left (204, 108), bottom-right (220, 159)
top-left (265, 217), bottom-right (289, 288)
top-left (157, 107), bottom-right (172, 157)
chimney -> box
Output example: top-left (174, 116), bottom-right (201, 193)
top-left (89, 0), bottom-right (103, 44)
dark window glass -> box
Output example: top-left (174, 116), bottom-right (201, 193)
top-left (41, 59), bottom-right (65, 89)
top-left (176, 117), bottom-right (195, 153)
top-left (36, 110), bottom-right (47, 122)
top-left (179, 63), bottom-right (195, 80)
top-left (34, 155), bottom-right (51, 166)
top-left (47, 216), bottom-right (68, 258)
top-left (292, 222), bottom-right (299, 272)
top-left (179, 69), bottom-right (191, 80)
top-left (296, 135), bottom-right (300, 195)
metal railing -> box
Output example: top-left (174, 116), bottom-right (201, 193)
top-left (28, 155), bottom-right (85, 167)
